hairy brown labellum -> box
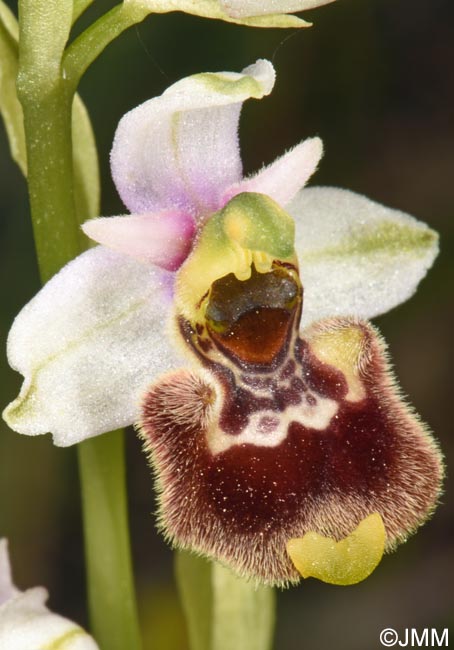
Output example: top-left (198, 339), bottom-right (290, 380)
top-left (139, 265), bottom-right (443, 586)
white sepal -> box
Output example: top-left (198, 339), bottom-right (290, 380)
top-left (289, 187), bottom-right (439, 327)
top-left (3, 246), bottom-right (185, 446)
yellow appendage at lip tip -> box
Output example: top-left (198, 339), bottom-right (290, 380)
top-left (286, 513), bottom-right (386, 586)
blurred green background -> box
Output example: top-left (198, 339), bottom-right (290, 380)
top-left (0, 0), bottom-right (452, 648)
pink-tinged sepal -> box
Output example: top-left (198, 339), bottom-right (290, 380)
top-left (110, 60), bottom-right (274, 220)
top-left (82, 211), bottom-right (196, 271)
top-left (139, 316), bottom-right (443, 586)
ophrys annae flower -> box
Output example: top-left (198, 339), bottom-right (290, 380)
top-left (3, 60), bottom-right (443, 586)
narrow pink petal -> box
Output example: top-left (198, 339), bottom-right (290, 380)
top-left (224, 137), bottom-right (323, 208)
top-left (82, 211), bottom-right (196, 271)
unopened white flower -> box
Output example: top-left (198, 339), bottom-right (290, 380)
top-left (0, 540), bottom-right (99, 650)
top-left (220, 0), bottom-right (335, 18)
top-left (124, 0), bottom-right (336, 28)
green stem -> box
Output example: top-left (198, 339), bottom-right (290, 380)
top-left (176, 552), bottom-right (275, 650)
top-left (19, 77), bottom-right (142, 650)
top-left (78, 432), bottom-right (142, 650)
top-left (176, 552), bottom-right (213, 650)
top-left (17, 2), bottom-right (142, 647)
top-left (63, 3), bottom-right (150, 92)
top-left (17, 0), bottom-right (78, 279)
top-left (212, 563), bottom-right (275, 650)
top-left (19, 84), bottom-right (81, 280)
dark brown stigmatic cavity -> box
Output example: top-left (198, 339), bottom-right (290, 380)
top-left (205, 264), bottom-right (300, 366)
top-left (139, 262), bottom-right (444, 586)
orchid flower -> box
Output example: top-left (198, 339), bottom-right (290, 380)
top-left (0, 539), bottom-right (99, 650)
top-left (3, 60), bottom-right (443, 586)
top-left (125, 0), bottom-right (336, 28)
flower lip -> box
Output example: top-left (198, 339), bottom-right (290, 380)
top-left (140, 318), bottom-right (444, 586)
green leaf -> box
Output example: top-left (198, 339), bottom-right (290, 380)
top-left (0, 0), bottom-right (18, 39)
top-left (176, 552), bottom-right (275, 650)
top-left (73, 94), bottom-right (100, 221)
top-left (0, 1), bottom-right (26, 174)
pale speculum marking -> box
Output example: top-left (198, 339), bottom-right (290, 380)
top-left (204, 355), bottom-right (340, 455)
top-left (177, 263), bottom-right (350, 456)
